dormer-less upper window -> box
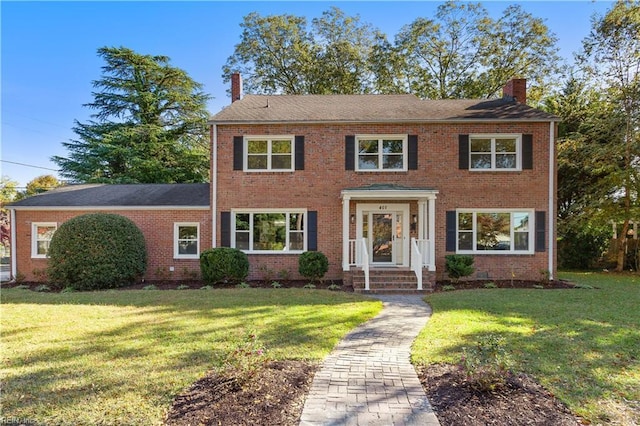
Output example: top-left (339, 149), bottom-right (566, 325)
top-left (469, 135), bottom-right (520, 170)
top-left (245, 136), bottom-right (294, 171)
top-left (356, 135), bottom-right (407, 171)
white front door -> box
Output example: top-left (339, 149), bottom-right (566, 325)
top-left (357, 204), bottom-right (410, 266)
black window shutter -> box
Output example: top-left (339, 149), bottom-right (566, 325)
top-left (535, 211), bottom-right (546, 252)
top-left (408, 135), bottom-right (418, 170)
top-left (345, 135), bottom-right (355, 170)
top-left (307, 211), bottom-right (318, 251)
top-left (522, 134), bottom-right (533, 170)
top-left (459, 135), bottom-right (469, 169)
top-left (233, 136), bottom-right (244, 171)
top-left (220, 211), bottom-right (231, 247)
top-left (446, 211), bottom-right (457, 252)
top-left (295, 136), bottom-right (305, 170)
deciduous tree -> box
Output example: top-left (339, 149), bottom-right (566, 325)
top-left (0, 177), bottom-right (18, 251)
top-left (395, 2), bottom-right (560, 101)
top-left (223, 7), bottom-right (386, 95)
top-left (577, 0), bottom-right (640, 271)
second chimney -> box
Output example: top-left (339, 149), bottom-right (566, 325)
top-left (503, 78), bottom-right (526, 104)
top-left (231, 73), bottom-right (242, 103)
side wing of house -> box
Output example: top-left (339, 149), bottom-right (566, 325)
top-left (8, 184), bottom-right (211, 282)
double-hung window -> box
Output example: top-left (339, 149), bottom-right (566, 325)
top-left (356, 135), bottom-right (407, 171)
top-left (457, 210), bottom-right (533, 254)
top-left (233, 211), bottom-right (306, 253)
top-left (469, 135), bottom-right (520, 170)
top-left (31, 222), bottom-right (57, 258)
top-left (174, 223), bottom-right (200, 259)
top-left (245, 136), bottom-right (294, 171)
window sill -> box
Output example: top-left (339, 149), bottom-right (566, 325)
top-left (469, 169), bottom-right (523, 172)
top-left (354, 170), bottom-right (408, 173)
top-left (240, 250), bottom-right (306, 255)
top-left (174, 255), bottom-right (200, 260)
top-left (243, 170), bottom-right (295, 173)
top-left (457, 251), bottom-right (534, 255)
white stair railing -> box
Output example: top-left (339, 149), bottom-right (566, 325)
top-left (411, 237), bottom-right (423, 290)
top-left (360, 238), bottom-right (370, 291)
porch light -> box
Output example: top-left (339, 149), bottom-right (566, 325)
top-left (412, 214), bottom-right (418, 223)
top-left (350, 214), bottom-right (356, 224)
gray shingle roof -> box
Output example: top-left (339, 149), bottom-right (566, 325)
top-left (8, 183), bottom-right (210, 208)
top-left (210, 94), bottom-right (558, 124)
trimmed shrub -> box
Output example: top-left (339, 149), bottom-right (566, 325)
top-left (445, 254), bottom-right (474, 282)
top-left (298, 251), bottom-right (329, 283)
top-left (47, 213), bottom-right (147, 290)
top-left (199, 247), bottom-right (249, 284)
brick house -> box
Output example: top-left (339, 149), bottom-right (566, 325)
top-left (8, 76), bottom-right (558, 291)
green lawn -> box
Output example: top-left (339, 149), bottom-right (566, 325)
top-left (1, 288), bottom-right (382, 425)
top-left (413, 272), bottom-right (640, 425)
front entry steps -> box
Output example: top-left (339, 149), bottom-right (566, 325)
top-left (351, 268), bottom-right (435, 294)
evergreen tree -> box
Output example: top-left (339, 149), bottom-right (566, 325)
top-left (53, 47), bottom-right (210, 183)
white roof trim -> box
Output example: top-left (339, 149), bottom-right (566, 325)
top-left (9, 206), bottom-right (210, 211)
top-left (211, 118), bottom-right (560, 126)
top-left (341, 189), bottom-right (439, 200)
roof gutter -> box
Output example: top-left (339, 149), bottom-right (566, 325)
top-left (8, 206), bottom-right (210, 211)
top-left (209, 118), bottom-right (561, 126)
top-left (212, 123), bottom-right (218, 248)
top-left (10, 208), bottom-right (16, 281)
top-left (548, 121), bottom-right (556, 280)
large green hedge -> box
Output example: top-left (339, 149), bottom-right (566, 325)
top-left (47, 213), bottom-right (147, 290)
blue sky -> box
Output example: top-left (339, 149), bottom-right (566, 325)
top-left (1, 1), bottom-right (613, 188)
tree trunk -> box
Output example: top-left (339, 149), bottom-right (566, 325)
top-left (616, 220), bottom-right (631, 273)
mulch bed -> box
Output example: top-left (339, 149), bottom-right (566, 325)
top-left (165, 361), bottom-right (317, 426)
top-left (432, 279), bottom-right (578, 291)
top-left (4, 278), bottom-right (580, 292)
top-left (418, 363), bottom-right (585, 425)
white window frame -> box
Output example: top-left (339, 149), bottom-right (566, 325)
top-left (231, 209), bottom-right (307, 254)
top-left (31, 222), bottom-right (57, 258)
top-left (355, 134), bottom-right (408, 172)
top-left (469, 134), bottom-right (521, 171)
top-left (244, 135), bottom-right (295, 172)
top-left (174, 222), bottom-right (200, 259)
top-left (456, 209), bottom-right (534, 254)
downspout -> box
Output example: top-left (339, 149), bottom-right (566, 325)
top-left (211, 124), bottom-right (218, 248)
top-left (10, 208), bottom-right (17, 281)
top-left (548, 122), bottom-right (556, 280)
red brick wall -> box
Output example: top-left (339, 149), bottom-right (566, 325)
top-left (13, 209), bottom-right (211, 282)
top-left (215, 122), bottom-right (557, 281)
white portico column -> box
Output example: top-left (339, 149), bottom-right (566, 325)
top-left (418, 199), bottom-right (427, 240)
top-left (428, 196), bottom-right (436, 271)
top-left (342, 195), bottom-right (351, 271)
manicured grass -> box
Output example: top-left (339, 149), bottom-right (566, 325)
top-left (1, 288), bottom-right (381, 425)
top-left (414, 272), bottom-right (640, 425)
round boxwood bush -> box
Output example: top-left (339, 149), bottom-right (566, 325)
top-left (47, 213), bottom-right (147, 290)
top-left (298, 251), bottom-right (329, 283)
top-left (200, 247), bottom-right (249, 284)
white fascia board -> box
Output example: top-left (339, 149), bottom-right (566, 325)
top-left (8, 206), bottom-right (210, 211)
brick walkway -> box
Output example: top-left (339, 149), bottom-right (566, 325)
top-left (299, 295), bottom-right (441, 426)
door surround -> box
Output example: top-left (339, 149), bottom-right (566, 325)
top-left (356, 203), bottom-right (410, 267)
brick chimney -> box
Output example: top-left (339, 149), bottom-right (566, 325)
top-left (503, 78), bottom-right (526, 104)
top-left (231, 73), bottom-right (242, 103)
